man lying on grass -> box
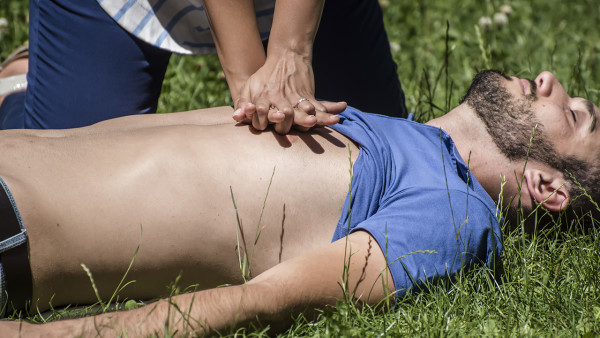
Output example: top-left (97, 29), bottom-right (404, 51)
top-left (1, 70), bottom-right (598, 336)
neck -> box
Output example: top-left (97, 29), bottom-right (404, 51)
top-left (425, 105), bottom-right (523, 205)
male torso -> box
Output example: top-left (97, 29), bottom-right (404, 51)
top-left (0, 121), bottom-right (358, 308)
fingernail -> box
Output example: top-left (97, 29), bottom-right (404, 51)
top-left (233, 108), bottom-right (242, 116)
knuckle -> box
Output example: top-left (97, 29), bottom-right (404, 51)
top-left (255, 104), bottom-right (269, 113)
top-left (301, 102), bottom-right (315, 111)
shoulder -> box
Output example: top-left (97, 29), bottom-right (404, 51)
top-left (354, 187), bottom-right (501, 295)
top-left (331, 108), bottom-right (426, 149)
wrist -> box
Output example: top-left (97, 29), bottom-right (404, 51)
top-left (265, 47), bottom-right (312, 69)
top-left (223, 73), bottom-right (250, 102)
top-left (267, 41), bottom-right (313, 61)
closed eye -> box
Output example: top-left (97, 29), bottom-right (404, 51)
top-left (570, 109), bottom-right (577, 123)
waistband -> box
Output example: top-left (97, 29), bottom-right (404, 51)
top-left (0, 176), bottom-right (32, 314)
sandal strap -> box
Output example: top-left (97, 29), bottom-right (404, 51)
top-left (0, 74), bottom-right (27, 96)
top-left (0, 43), bottom-right (29, 71)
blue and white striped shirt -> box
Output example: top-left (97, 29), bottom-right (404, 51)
top-left (97, 0), bottom-right (275, 54)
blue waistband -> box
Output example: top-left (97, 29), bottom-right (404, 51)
top-left (0, 177), bottom-right (27, 253)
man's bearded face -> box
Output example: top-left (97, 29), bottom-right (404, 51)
top-left (460, 70), bottom-right (545, 162)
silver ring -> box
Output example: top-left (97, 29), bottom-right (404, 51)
top-left (294, 98), bottom-right (309, 108)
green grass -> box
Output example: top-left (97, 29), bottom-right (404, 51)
top-left (2, 0), bottom-right (600, 336)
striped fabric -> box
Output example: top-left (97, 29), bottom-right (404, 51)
top-left (97, 0), bottom-right (275, 54)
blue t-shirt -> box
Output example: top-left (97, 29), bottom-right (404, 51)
top-left (330, 108), bottom-right (502, 296)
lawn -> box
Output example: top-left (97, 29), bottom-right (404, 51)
top-left (1, 0), bottom-right (599, 336)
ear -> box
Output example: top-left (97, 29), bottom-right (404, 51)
top-left (523, 168), bottom-right (570, 212)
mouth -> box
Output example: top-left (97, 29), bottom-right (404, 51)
top-left (511, 76), bottom-right (537, 98)
top-left (513, 77), bottom-right (530, 95)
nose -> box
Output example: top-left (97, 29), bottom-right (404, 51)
top-left (534, 71), bottom-right (559, 97)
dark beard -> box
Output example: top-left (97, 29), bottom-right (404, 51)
top-left (461, 71), bottom-right (595, 227)
top-left (460, 70), bottom-right (554, 162)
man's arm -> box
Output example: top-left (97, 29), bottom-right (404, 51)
top-left (15, 231), bottom-right (394, 336)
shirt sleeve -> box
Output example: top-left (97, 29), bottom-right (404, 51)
top-left (348, 187), bottom-right (501, 296)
